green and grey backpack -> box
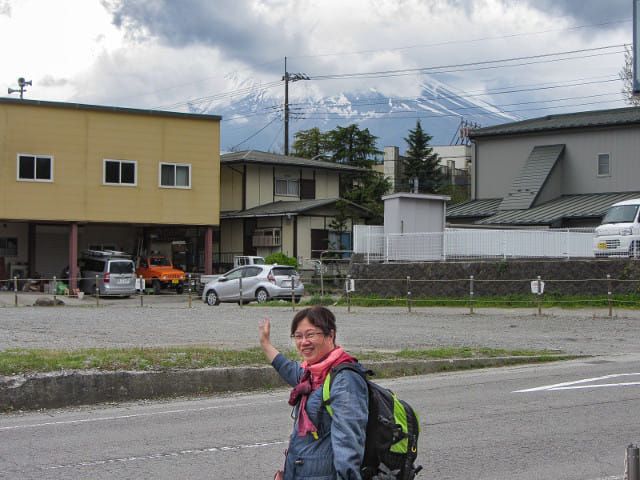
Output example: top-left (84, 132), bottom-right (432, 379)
top-left (322, 363), bottom-right (422, 480)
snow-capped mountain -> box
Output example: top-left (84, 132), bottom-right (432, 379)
top-left (193, 75), bottom-right (518, 155)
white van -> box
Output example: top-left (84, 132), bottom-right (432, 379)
top-left (593, 198), bottom-right (640, 257)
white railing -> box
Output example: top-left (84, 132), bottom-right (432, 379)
top-left (353, 225), bottom-right (596, 261)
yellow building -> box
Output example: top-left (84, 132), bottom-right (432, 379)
top-left (0, 98), bottom-right (221, 286)
top-left (218, 151), bottom-right (370, 270)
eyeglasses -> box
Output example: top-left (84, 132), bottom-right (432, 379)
top-left (291, 330), bottom-right (325, 342)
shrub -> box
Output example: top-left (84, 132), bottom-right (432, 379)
top-left (265, 253), bottom-right (298, 268)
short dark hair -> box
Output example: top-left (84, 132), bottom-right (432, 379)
top-left (291, 306), bottom-right (336, 339)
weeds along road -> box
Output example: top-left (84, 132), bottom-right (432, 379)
top-left (1, 293), bottom-right (639, 356)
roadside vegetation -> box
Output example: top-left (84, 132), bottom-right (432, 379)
top-left (285, 292), bottom-right (640, 309)
top-left (0, 346), bottom-right (564, 376)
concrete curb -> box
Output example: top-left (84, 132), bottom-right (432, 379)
top-left (0, 355), bottom-right (577, 410)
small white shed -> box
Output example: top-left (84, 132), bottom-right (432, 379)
top-left (382, 193), bottom-right (450, 235)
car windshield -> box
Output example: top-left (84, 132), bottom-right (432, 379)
top-left (110, 261), bottom-right (134, 274)
top-left (272, 267), bottom-right (297, 277)
top-left (601, 204), bottom-right (640, 224)
top-left (150, 257), bottom-right (171, 267)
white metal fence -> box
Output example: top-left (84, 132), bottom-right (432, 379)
top-left (353, 225), bottom-right (596, 261)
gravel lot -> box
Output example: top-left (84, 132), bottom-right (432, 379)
top-left (1, 291), bottom-right (639, 356)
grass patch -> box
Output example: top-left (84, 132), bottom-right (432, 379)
top-left (291, 293), bottom-right (640, 309)
top-left (0, 346), bottom-right (560, 376)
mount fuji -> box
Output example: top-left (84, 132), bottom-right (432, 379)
top-left (190, 76), bottom-right (519, 155)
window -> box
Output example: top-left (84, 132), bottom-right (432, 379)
top-left (597, 153), bottom-right (610, 176)
top-left (160, 163), bottom-right (191, 188)
top-left (275, 178), bottom-right (299, 196)
top-left (17, 154), bottom-right (53, 182)
top-left (104, 159), bottom-right (136, 186)
top-left (0, 237), bottom-right (18, 256)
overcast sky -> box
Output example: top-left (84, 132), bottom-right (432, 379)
top-left (0, 0), bottom-right (634, 137)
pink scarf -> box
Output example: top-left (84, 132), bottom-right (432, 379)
top-left (288, 346), bottom-right (356, 437)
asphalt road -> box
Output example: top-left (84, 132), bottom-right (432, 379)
top-left (2, 354), bottom-right (639, 479)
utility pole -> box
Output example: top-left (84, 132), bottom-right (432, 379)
top-left (282, 57), bottom-right (309, 155)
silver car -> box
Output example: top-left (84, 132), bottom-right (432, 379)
top-left (79, 250), bottom-right (137, 297)
top-left (202, 265), bottom-right (304, 305)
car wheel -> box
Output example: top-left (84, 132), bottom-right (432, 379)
top-left (206, 290), bottom-right (220, 306)
top-left (255, 288), bottom-right (270, 303)
top-left (175, 283), bottom-right (184, 295)
top-left (294, 296), bottom-right (302, 304)
top-left (152, 279), bottom-right (162, 295)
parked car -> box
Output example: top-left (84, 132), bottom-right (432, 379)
top-left (202, 264), bottom-right (304, 305)
top-left (594, 198), bottom-right (640, 257)
top-left (79, 250), bottom-right (136, 297)
top-left (135, 255), bottom-right (186, 294)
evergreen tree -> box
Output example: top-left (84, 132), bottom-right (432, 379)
top-left (292, 127), bottom-right (329, 158)
top-left (402, 120), bottom-right (444, 193)
top-left (325, 124), bottom-right (382, 167)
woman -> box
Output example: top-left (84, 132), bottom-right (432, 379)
top-left (259, 306), bottom-right (368, 480)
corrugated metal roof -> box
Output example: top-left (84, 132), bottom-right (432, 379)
top-left (221, 198), bottom-right (371, 219)
top-left (498, 144), bottom-right (564, 210)
top-left (471, 107), bottom-right (640, 138)
top-left (476, 192), bottom-right (640, 225)
top-left (221, 150), bottom-right (366, 172)
top-left (446, 198), bottom-right (502, 218)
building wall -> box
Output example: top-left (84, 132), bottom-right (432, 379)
top-left (0, 102), bottom-right (221, 225)
top-left (220, 166), bottom-right (244, 212)
top-left (474, 126), bottom-right (640, 199)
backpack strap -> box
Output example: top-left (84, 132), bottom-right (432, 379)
top-left (322, 363), bottom-right (371, 416)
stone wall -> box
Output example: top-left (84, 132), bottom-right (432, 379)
top-left (347, 258), bottom-right (640, 297)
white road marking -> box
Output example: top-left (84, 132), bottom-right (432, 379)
top-left (44, 439), bottom-right (288, 471)
top-left (0, 398), bottom-right (286, 431)
top-left (514, 373), bottom-right (640, 393)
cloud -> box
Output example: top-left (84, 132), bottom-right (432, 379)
top-left (101, 0), bottom-right (309, 74)
top-left (0, 0), bottom-right (10, 17)
top-left (524, 0), bottom-right (630, 29)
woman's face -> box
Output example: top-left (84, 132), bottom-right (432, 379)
top-left (293, 317), bottom-right (335, 364)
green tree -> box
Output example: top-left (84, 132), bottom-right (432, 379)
top-left (325, 124), bottom-right (382, 168)
top-left (619, 45), bottom-right (640, 106)
top-left (292, 127), bottom-right (329, 158)
top-left (402, 120), bottom-right (445, 193)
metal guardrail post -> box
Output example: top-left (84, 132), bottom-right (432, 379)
top-left (346, 274), bottom-right (351, 313)
top-left (95, 274), bottom-right (100, 307)
top-left (407, 276), bottom-right (412, 313)
top-left (239, 276), bottom-right (243, 308)
top-left (607, 274), bottom-right (612, 318)
top-left (188, 274), bottom-right (192, 309)
top-left (469, 275), bottom-right (474, 315)
top-left (53, 275), bottom-right (57, 306)
top-left (140, 276), bottom-right (144, 307)
top-left (627, 444), bottom-right (639, 480)
top-left (14, 276), bottom-right (18, 307)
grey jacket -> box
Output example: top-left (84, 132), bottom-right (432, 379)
top-left (272, 353), bottom-right (369, 480)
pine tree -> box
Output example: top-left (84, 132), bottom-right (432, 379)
top-left (402, 120), bottom-right (444, 193)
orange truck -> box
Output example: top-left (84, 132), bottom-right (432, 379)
top-left (135, 255), bottom-right (186, 294)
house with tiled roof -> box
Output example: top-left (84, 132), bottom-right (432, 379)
top-left (447, 107), bottom-right (640, 227)
top-left (217, 151), bottom-right (371, 267)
